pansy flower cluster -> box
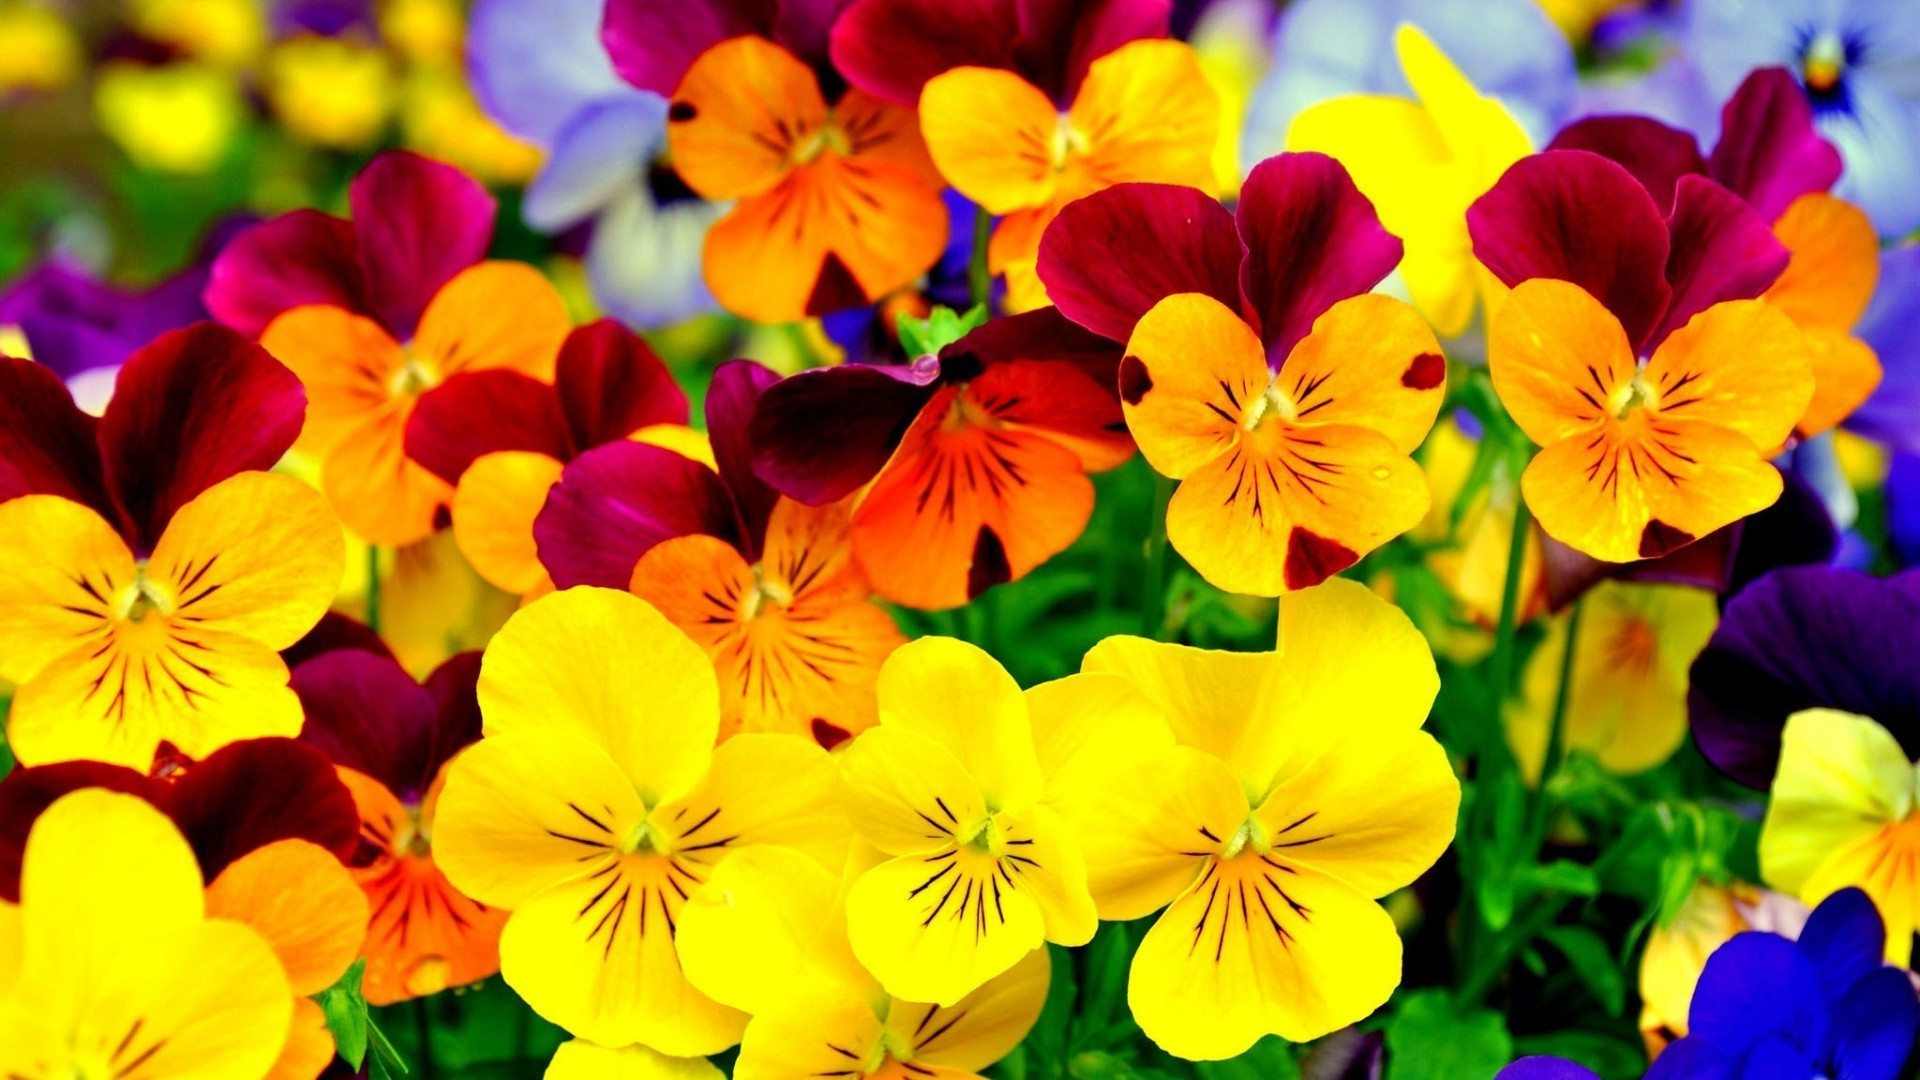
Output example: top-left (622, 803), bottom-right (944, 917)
top-left (2, 0), bottom-right (1920, 1078)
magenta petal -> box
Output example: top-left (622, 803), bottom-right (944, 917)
top-left (347, 152), bottom-right (495, 339)
top-left (1238, 153), bottom-right (1401, 363)
top-left (555, 319), bottom-right (689, 449)
top-left (294, 648), bottom-right (457, 802)
top-left (420, 652), bottom-right (484, 786)
top-left (706, 360), bottom-right (784, 559)
top-left (1654, 175), bottom-right (1790, 348)
top-left (281, 611), bottom-right (396, 669)
top-left (405, 371), bottom-right (572, 486)
top-left (948, 306), bottom-right (1126, 397)
top-left (202, 210), bottom-right (367, 337)
top-left (99, 323), bottom-right (306, 554)
top-left (534, 440), bottom-right (744, 589)
top-left (164, 738), bottom-right (361, 880)
top-left (750, 364), bottom-right (939, 505)
top-left (1468, 150), bottom-right (1673, 352)
top-left (0, 762), bottom-right (156, 902)
top-left (605, 0), bottom-right (781, 96)
top-left (1015, 0), bottom-right (1168, 102)
top-left (1546, 115), bottom-right (1707, 214)
top-left (830, 0), bottom-right (1018, 103)
top-left (1037, 182), bottom-right (1244, 345)
top-left (1709, 67), bottom-right (1844, 224)
top-left (0, 357), bottom-right (114, 519)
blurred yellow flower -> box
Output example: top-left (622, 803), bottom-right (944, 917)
top-left (94, 62), bottom-right (246, 174)
top-left (131, 0), bottom-right (266, 70)
top-left (381, 0), bottom-right (465, 67)
top-left (265, 35), bottom-right (397, 150)
top-left (401, 67), bottom-right (543, 186)
top-left (0, 2), bottom-right (80, 94)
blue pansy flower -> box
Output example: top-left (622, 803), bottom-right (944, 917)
top-left (466, 0), bottom-right (722, 328)
top-left (1495, 1058), bottom-right (1599, 1080)
top-left (1646, 888), bottom-right (1919, 1080)
top-left (1240, 0), bottom-right (1577, 168)
top-left (1689, 0), bottom-right (1920, 236)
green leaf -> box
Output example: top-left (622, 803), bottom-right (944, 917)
top-left (1192, 1036), bottom-right (1301, 1080)
top-left (317, 959), bottom-right (371, 1070)
top-left (1520, 859), bottom-right (1601, 899)
top-left (898, 304), bottom-right (990, 356)
top-left (368, 1015), bottom-right (410, 1080)
top-left (1540, 925), bottom-right (1626, 1016)
top-left (1074, 922), bottom-right (1135, 1045)
top-left (1021, 945), bottom-right (1079, 1077)
top-left (1384, 990), bottom-right (1513, 1080)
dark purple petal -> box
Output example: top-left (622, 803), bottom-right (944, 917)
top-left (1827, 967), bottom-right (1920, 1080)
top-left (750, 364), bottom-right (939, 505)
top-left (1015, 0), bottom-right (1168, 103)
top-left (1468, 150), bottom-right (1672, 352)
top-left (555, 319), bottom-right (689, 449)
top-left (1238, 153), bottom-right (1402, 363)
top-left (1796, 887), bottom-right (1886, 1003)
top-left (0, 260), bottom-right (209, 379)
top-left (98, 323), bottom-right (306, 554)
top-left (1708, 67), bottom-right (1844, 224)
top-left (1687, 567), bottom-right (1920, 788)
top-left (1652, 174), bottom-right (1789, 348)
top-left (1494, 1058), bottom-right (1601, 1080)
top-left (420, 651), bottom-right (484, 785)
top-left (348, 152), bottom-right (495, 339)
top-left (1036, 182), bottom-right (1244, 345)
top-left (604, 0), bottom-right (797, 96)
top-left (281, 611), bottom-right (396, 669)
top-left (202, 210), bottom-right (368, 337)
top-left (830, 0), bottom-right (1020, 103)
top-left (405, 371), bottom-right (572, 486)
top-left (1688, 933), bottom-right (1828, 1059)
top-left (706, 360), bottom-right (784, 559)
top-left (1546, 115), bottom-right (1707, 213)
top-left (0, 357), bottom-right (114, 518)
top-left (945, 305), bottom-right (1126, 398)
top-left (534, 440), bottom-right (744, 588)
top-left (165, 738), bottom-right (361, 880)
top-left (1723, 468), bottom-right (1838, 597)
top-left (0, 761), bottom-right (156, 902)
top-left (293, 649), bottom-right (441, 800)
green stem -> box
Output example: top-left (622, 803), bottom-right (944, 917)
top-left (1457, 891), bottom-right (1574, 1005)
top-left (1140, 473), bottom-right (1176, 639)
top-left (1530, 596), bottom-right (1585, 844)
top-left (365, 545), bottom-right (383, 635)
top-left (1486, 499), bottom-right (1533, 730)
top-left (412, 997), bottom-right (436, 1080)
top-left (968, 206), bottom-right (993, 310)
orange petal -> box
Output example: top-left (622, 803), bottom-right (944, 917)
top-left (1280, 293), bottom-right (1446, 453)
top-left (1764, 193), bottom-right (1879, 331)
top-left (667, 36), bottom-right (824, 201)
top-left (1521, 417), bottom-right (1784, 563)
top-left (852, 386), bottom-right (1094, 609)
top-left (1068, 40), bottom-right (1220, 193)
top-left (1166, 421), bottom-right (1431, 596)
top-left (323, 402), bottom-right (455, 546)
top-left (450, 450), bottom-right (565, 595)
top-left (206, 839), bottom-right (370, 996)
top-left (259, 304), bottom-right (405, 456)
top-left (987, 208), bottom-right (1055, 314)
top-left (1643, 298), bottom-right (1812, 453)
top-left (1487, 279), bottom-right (1637, 448)
top-left (1795, 327), bottom-right (1882, 438)
top-left (264, 997), bottom-right (336, 1080)
top-left (921, 67), bottom-right (1060, 214)
top-left (1120, 292), bottom-right (1269, 479)
top-left (412, 261), bottom-right (569, 383)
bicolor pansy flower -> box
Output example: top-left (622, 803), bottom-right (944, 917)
top-left (752, 310), bottom-right (1134, 610)
top-left (1037, 152), bottom-right (1446, 596)
top-left (1287, 25), bottom-right (1533, 337)
top-left (1551, 67), bottom-right (1882, 438)
top-left (1468, 148), bottom-right (1814, 564)
top-left (432, 587), bottom-right (846, 1054)
top-left (1050, 579), bottom-right (1458, 1059)
top-left (0, 325), bottom-right (342, 769)
top-left (832, 0), bottom-right (1219, 311)
top-left (0, 790), bottom-right (296, 1080)
top-left (677, 845), bottom-right (1050, 1080)
top-left (406, 319), bottom-right (702, 598)
top-left (604, 0), bottom-right (948, 323)
top-left (291, 636), bottom-right (509, 1005)
top-left (536, 361), bottom-right (904, 743)
top-left (211, 150), bottom-right (571, 546)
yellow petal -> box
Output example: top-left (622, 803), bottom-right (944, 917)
top-left (734, 999), bottom-right (889, 1080)
top-left (1024, 671), bottom-right (1175, 802)
top-left (1121, 292), bottom-right (1267, 480)
top-left (1760, 708), bottom-right (1913, 898)
top-left (413, 261), bottom-right (568, 383)
top-left (874, 637), bottom-right (1043, 811)
top-left (888, 946), bottom-right (1052, 1071)
top-left (1393, 25), bottom-right (1531, 184)
top-left (656, 733), bottom-right (848, 877)
top-left (844, 844), bottom-right (1050, 1007)
top-left (266, 996), bottom-right (337, 1080)
top-left (840, 725), bottom-right (992, 858)
top-left (1278, 294), bottom-right (1446, 454)
top-left (129, 918), bottom-right (295, 1079)
top-left (1488, 279), bottom-right (1637, 448)
top-left (206, 839), bottom-right (370, 996)
top-left (451, 450), bottom-right (565, 595)
top-left (1645, 299), bottom-right (1813, 453)
top-left (478, 588), bottom-right (719, 805)
top-left (920, 67), bottom-right (1059, 214)
top-left (675, 845), bottom-right (871, 1018)
top-left (0, 495), bottom-right (135, 684)
top-left (1128, 860), bottom-right (1399, 1059)
top-left (1068, 40), bottom-right (1219, 194)
top-left (546, 1041), bottom-right (725, 1080)
top-left (1080, 635), bottom-right (1276, 781)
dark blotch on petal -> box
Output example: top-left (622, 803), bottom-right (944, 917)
top-left (810, 719), bottom-right (851, 751)
top-left (668, 100), bottom-right (698, 122)
top-left (1639, 518), bottom-right (1697, 558)
top-left (1118, 355), bottom-right (1153, 405)
top-left (1401, 352), bottom-right (1446, 391)
top-left (806, 252), bottom-right (870, 317)
top-left (1283, 527), bottom-right (1357, 591)
top-left (967, 525), bottom-right (1012, 599)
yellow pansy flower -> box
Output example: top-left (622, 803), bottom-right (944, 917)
top-left (1287, 25), bottom-right (1532, 337)
top-left (433, 587), bottom-right (845, 1055)
top-left (1760, 708), bottom-right (1920, 966)
top-left (0, 790), bottom-right (293, 1079)
top-left (1054, 578), bottom-right (1459, 1059)
top-left (545, 1041), bottom-right (725, 1080)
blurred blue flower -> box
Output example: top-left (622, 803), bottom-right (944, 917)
top-left (1240, 0), bottom-right (1577, 169)
top-left (1689, 0), bottom-right (1920, 236)
top-left (1851, 243), bottom-right (1920, 455)
top-left (466, 0), bottom-right (721, 328)
top-left (1645, 887), bottom-right (1919, 1080)
top-left (1889, 452), bottom-right (1920, 566)
top-left (1494, 1058), bottom-right (1598, 1080)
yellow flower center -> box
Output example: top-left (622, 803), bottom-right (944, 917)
top-left (742, 563), bottom-right (795, 619)
top-left (1611, 366), bottom-right (1658, 421)
top-left (391, 350), bottom-right (438, 398)
top-left (791, 117), bottom-right (853, 166)
top-left (1803, 31), bottom-right (1845, 93)
top-left (111, 564), bottom-right (176, 625)
top-left (1243, 381), bottom-right (1297, 430)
